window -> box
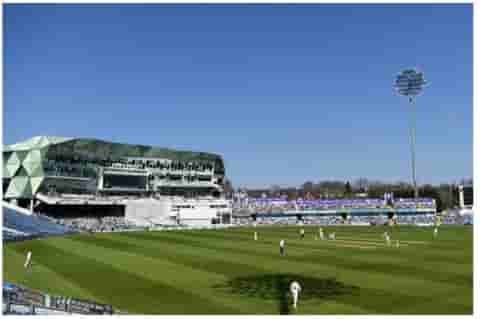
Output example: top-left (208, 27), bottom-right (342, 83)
top-left (103, 174), bottom-right (147, 189)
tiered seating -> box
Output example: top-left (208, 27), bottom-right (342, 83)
top-left (393, 198), bottom-right (435, 209)
top-left (395, 214), bottom-right (436, 225)
top-left (2, 228), bottom-right (29, 241)
top-left (3, 282), bottom-right (114, 315)
top-left (3, 204), bottom-right (71, 238)
top-left (57, 216), bottom-right (137, 232)
top-left (234, 196), bottom-right (436, 214)
top-left (256, 215), bottom-right (298, 225)
top-left (303, 215), bottom-right (344, 225)
top-left (348, 215), bottom-right (388, 225)
top-left (295, 198), bottom-right (387, 210)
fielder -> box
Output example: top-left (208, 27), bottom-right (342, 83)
top-left (328, 232), bottom-right (335, 240)
top-left (383, 231), bottom-right (391, 246)
top-left (280, 239), bottom-right (285, 256)
top-left (300, 228), bottom-right (305, 239)
top-left (24, 251), bottom-right (32, 269)
top-left (433, 227), bottom-right (438, 238)
top-left (319, 227), bottom-right (324, 240)
top-left (290, 281), bottom-right (302, 310)
top-left (254, 231), bottom-right (258, 241)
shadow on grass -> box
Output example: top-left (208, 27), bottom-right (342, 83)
top-left (214, 273), bottom-right (359, 314)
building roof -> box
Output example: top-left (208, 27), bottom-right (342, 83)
top-left (3, 136), bottom-right (224, 165)
top-left (3, 136), bottom-right (73, 152)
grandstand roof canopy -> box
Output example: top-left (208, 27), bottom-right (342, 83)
top-left (3, 136), bottom-right (223, 163)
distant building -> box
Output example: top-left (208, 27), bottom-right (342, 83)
top-left (458, 184), bottom-right (473, 216)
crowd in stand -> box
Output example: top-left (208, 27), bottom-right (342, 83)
top-left (232, 214), bottom-right (441, 226)
top-left (441, 211), bottom-right (473, 225)
top-left (233, 196), bottom-right (436, 215)
top-left (395, 214), bottom-right (436, 225)
top-left (302, 215), bottom-right (345, 225)
top-left (348, 215), bottom-right (389, 225)
top-left (255, 216), bottom-right (298, 225)
top-left (2, 231), bottom-right (44, 242)
top-left (56, 217), bottom-right (137, 232)
top-left (393, 198), bottom-right (436, 209)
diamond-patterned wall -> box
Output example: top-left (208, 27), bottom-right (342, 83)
top-left (2, 137), bottom-right (68, 199)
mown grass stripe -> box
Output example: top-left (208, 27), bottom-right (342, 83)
top-left (7, 238), bottom-right (237, 314)
top-left (141, 229), bottom-right (472, 285)
top-left (118, 231), bottom-right (471, 298)
top-left (200, 227), bottom-right (472, 264)
top-left (46, 235), bottom-right (272, 314)
top-left (68, 233), bottom-right (266, 277)
top-left (3, 246), bottom-right (97, 301)
top-left (3, 225), bottom-right (472, 314)
top-left (81, 233), bottom-right (468, 314)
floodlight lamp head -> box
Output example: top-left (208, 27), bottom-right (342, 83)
top-left (394, 68), bottom-right (427, 98)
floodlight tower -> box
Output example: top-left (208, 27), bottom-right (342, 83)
top-left (394, 69), bottom-right (428, 199)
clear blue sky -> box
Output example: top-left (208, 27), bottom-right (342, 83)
top-left (4, 4), bottom-right (472, 188)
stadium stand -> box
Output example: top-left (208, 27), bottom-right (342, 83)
top-left (395, 214), bottom-right (436, 225)
top-left (393, 198), bottom-right (435, 209)
top-left (348, 215), bottom-right (388, 225)
top-left (231, 195), bottom-right (445, 226)
top-left (56, 216), bottom-right (138, 232)
top-left (441, 209), bottom-right (473, 225)
top-left (3, 282), bottom-right (114, 315)
top-left (233, 196), bottom-right (437, 214)
top-left (301, 215), bottom-right (344, 225)
top-left (2, 202), bottom-right (72, 240)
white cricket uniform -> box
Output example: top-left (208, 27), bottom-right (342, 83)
top-left (434, 227), bottom-right (438, 237)
top-left (383, 232), bottom-right (390, 245)
top-left (24, 251), bottom-right (32, 269)
top-left (329, 232), bottom-right (335, 240)
top-left (319, 229), bottom-right (324, 240)
top-left (280, 240), bottom-right (285, 256)
top-left (254, 231), bottom-right (258, 241)
top-left (290, 281), bottom-right (302, 309)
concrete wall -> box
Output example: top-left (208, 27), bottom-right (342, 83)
top-left (124, 198), bottom-right (174, 226)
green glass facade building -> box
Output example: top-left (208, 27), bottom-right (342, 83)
top-left (3, 136), bottom-right (226, 200)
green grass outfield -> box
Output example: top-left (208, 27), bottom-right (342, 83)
top-left (3, 225), bottom-right (473, 314)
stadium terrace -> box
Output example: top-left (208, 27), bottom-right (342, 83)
top-left (233, 195), bottom-right (436, 220)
